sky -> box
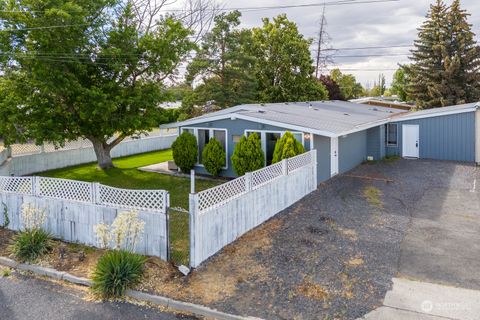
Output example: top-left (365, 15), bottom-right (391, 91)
top-left (171, 0), bottom-right (480, 87)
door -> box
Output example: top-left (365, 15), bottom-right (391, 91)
top-left (330, 137), bottom-right (339, 176)
top-left (402, 124), bottom-right (419, 158)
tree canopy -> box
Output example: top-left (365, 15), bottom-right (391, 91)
top-left (406, 0), bottom-right (480, 108)
top-left (0, 0), bottom-right (194, 168)
top-left (330, 69), bottom-right (363, 100)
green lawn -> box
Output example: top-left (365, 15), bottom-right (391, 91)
top-left (40, 149), bottom-right (222, 265)
top-left (40, 149), bottom-right (221, 209)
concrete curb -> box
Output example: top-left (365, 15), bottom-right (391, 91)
top-left (0, 256), bottom-right (260, 320)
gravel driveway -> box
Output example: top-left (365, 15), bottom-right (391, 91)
top-left (197, 159), bottom-right (479, 320)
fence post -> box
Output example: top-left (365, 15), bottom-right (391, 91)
top-left (33, 176), bottom-right (40, 196)
top-left (245, 172), bottom-right (252, 192)
top-left (312, 150), bottom-right (318, 189)
top-left (165, 191), bottom-right (170, 261)
top-left (92, 182), bottom-right (101, 204)
top-left (189, 193), bottom-right (198, 268)
top-left (282, 158), bottom-right (288, 176)
top-left (190, 169), bottom-right (195, 194)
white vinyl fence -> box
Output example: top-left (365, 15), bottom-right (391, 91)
top-left (189, 150), bottom-right (317, 267)
top-left (0, 129), bottom-right (178, 176)
top-left (0, 176), bottom-right (169, 259)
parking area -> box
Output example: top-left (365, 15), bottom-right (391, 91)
top-left (138, 159), bottom-right (479, 320)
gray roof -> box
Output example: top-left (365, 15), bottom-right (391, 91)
top-left (393, 102), bottom-right (479, 120)
top-left (164, 101), bottom-right (407, 136)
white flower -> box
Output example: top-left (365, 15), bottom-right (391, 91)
top-left (21, 203), bottom-right (46, 231)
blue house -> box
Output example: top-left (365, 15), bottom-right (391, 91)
top-left (162, 101), bottom-right (480, 183)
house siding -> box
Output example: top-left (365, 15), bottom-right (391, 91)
top-left (366, 125), bottom-right (386, 160)
top-left (339, 130), bottom-right (367, 173)
top-left (313, 134), bottom-right (331, 183)
top-left (179, 118), bottom-right (311, 177)
top-left (386, 112), bottom-right (476, 162)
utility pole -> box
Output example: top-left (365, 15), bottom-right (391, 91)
top-left (315, 2), bottom-right (327, 79)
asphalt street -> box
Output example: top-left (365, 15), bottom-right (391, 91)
top-left (0, 272), bottom-right (198, 320)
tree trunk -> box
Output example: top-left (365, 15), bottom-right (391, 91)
top-left (91, 139), bottom-right (114, 169)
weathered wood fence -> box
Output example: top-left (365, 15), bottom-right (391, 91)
top-left (189, 150), bottom-right (317, 267)
top-left (0, 176), bottom-right (169, 259)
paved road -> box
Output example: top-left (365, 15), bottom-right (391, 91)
top-left (0, 272), bottom-right (198, 320)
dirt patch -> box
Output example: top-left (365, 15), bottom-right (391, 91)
top-left (296, 278), bottom-right (329, 301)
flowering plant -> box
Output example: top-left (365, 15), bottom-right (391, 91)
top-left (21, 203), bottom-right (46, 231)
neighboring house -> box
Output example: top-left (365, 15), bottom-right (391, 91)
top-left (351, 97), bottom-right (414, 110)
top-left (161, 101), bottom-right (480, 183)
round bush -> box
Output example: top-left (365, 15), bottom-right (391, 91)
top-left (91, 250), bottom-right (147, 299)
top-left (272, 131), bottom-right (305, 164)
top-left (10, 229), bottom-right (53, 262)
top-left (231, 133), bottom-right (265, 176)
top-left (202, 138), bottom-right (226, 176)
top-left (172, 131), bottom-right (198, 173)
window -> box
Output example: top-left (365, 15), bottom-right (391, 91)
top-left (385, 124), bottom-right (398, 146)
top-left (181, 127), bottom-right (228, 168)
top-left (245, 130), bottom-right (304, 165)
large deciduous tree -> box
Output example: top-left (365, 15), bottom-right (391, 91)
top-left (406, 0), bottom-right (480, 108)
top-left (186, 11), bottom-right (257, 110)
top-left (250, 14), bottom-right (328, 103)
top-left (391, 67), bottom-right (410, 102)
top-left (0, 0), bottom-right (195, 168)
top-left (330, 69), bottom-right (364, 100)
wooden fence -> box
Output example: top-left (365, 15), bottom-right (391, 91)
top-left (0, 176), bottom-right (169, 259)
top-left (189, 150), bottom-right (317, 267)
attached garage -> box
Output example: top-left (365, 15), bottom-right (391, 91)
top-left (386, 103), bottom-right (479, 164)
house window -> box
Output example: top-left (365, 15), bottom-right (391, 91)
top-left (181, 127), bottom-right (228, 168)
top-left (385, 124), bottom-right (398, 146)
top-left (245, 130), bottom-right (304, 165)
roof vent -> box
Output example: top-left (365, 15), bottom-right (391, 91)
top-left (260, 103), bottom-right (265, 106)
top-left (285, 102), bottom-right (289, 105)
top-left (258, 110), bottom-right (266, 114)
top-left (344, 113), bottom-right (350, 116)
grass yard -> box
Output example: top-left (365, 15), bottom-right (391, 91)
top-left (39, 149), bottom-right (223, 264)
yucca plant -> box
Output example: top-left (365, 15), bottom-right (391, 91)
top-left (10, 229), bottom-right (53, 262)
top-left (91, 250), bottom-right (147, 299)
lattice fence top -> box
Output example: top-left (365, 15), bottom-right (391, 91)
top-left (0, 175), bottom-right (168, 213)
top-left (37, 177), bottom-right (93, 202)
top-left (197, 176), bottom-right (246, 212)
top-left (288, 151), bottom-right (313, 173)
top-left (252, 161), bottom-right (283, 189)
top-left (99, 185), bottom-right (167, 212)
top-left (0, 177), bottom-right (33, 195)
top-left (197, 150), bottom-right (315, 213)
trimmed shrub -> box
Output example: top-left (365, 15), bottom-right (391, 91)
top-left (231, 133), bottom-right (265, 176)
top-left (272, 131), bottom-right (305, 164)
top-left (202, 138), bottom-right (226, 176)
top-left (10, 229), bottom-right (53, 262)
top-left (91, 250), bottom-right (147, 299)
top-left (172, 131), bottom-right (198, 173)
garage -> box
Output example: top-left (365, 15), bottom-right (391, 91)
top-left (385, 103), bottom-right (479, 164)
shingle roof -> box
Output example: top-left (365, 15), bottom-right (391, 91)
top-left (164, 101), bottom-right (407, 136)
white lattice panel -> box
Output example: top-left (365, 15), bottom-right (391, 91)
top-left (287, 152), bottom-right (312, 173)
top-left (0, 177), bottom-right (33, 194)
top-left (99, 185), bottom-right (167, 212)
top-left (11, 143), bottom-right (42, 155)
top-left (37, 177), bottom-right (93, 202)
top-left (44, 139), bottom-right (92, 152)
top-left (252, 161), bottom-right (283, 189)
top-left (197, 176), bottom-right (246, 212)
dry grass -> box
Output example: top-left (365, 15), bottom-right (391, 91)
top-left (338, 228), bottom-right (358, 241)
top-left (295, 278), bottom-right (329, 301)
top-left (347, 256), bottom-right (364, 267)
top-left (363, 186), bottom-right (384, 209)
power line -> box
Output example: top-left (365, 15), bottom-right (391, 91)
top-left (325, 44), bottom-right (414, 51)
top-left (0, 0), bottom-right (401, 15)
top-left (0, 23), bottom-right (89, 32)
top-left (332, 53), bottom-right (410, 58)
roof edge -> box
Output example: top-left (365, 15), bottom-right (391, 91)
top-left (391, 105), bottom-right (478, 122)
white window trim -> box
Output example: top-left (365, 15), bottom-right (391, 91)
top-left (386, 123), bottom-right (398, 147)
top-left (181, 127), bottom-right (228, 169)
top-left (244, 130), bottom-right (305, 166)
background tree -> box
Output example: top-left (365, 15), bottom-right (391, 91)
top-left (231, 133), bottom-right (264, 176)
top-left (272, 132), bottom-right (304, 164)
top-left (186, 11), bottom-right (257, 109)
top-left (251, 14), bottom-right (328, 102)
top-left (318, 75), bottom-right (344, 100)
top-left (202, 138), bottom-right (226, 176)
top-left (330, 69), bottom-right (364, 100)
top-left (405, 0), bottom-right (480, 108)
top-left (0, 0), bottom-right (195, 168)
top-left (171, 132), bottom-right (198, 173)
top-left (391, 67), bottom-right (410, 101)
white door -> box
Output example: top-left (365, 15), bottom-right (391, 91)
top-left (402, 125), bottom-right (419, 158)
top-left (330, 137), bottom-right (339, 176)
